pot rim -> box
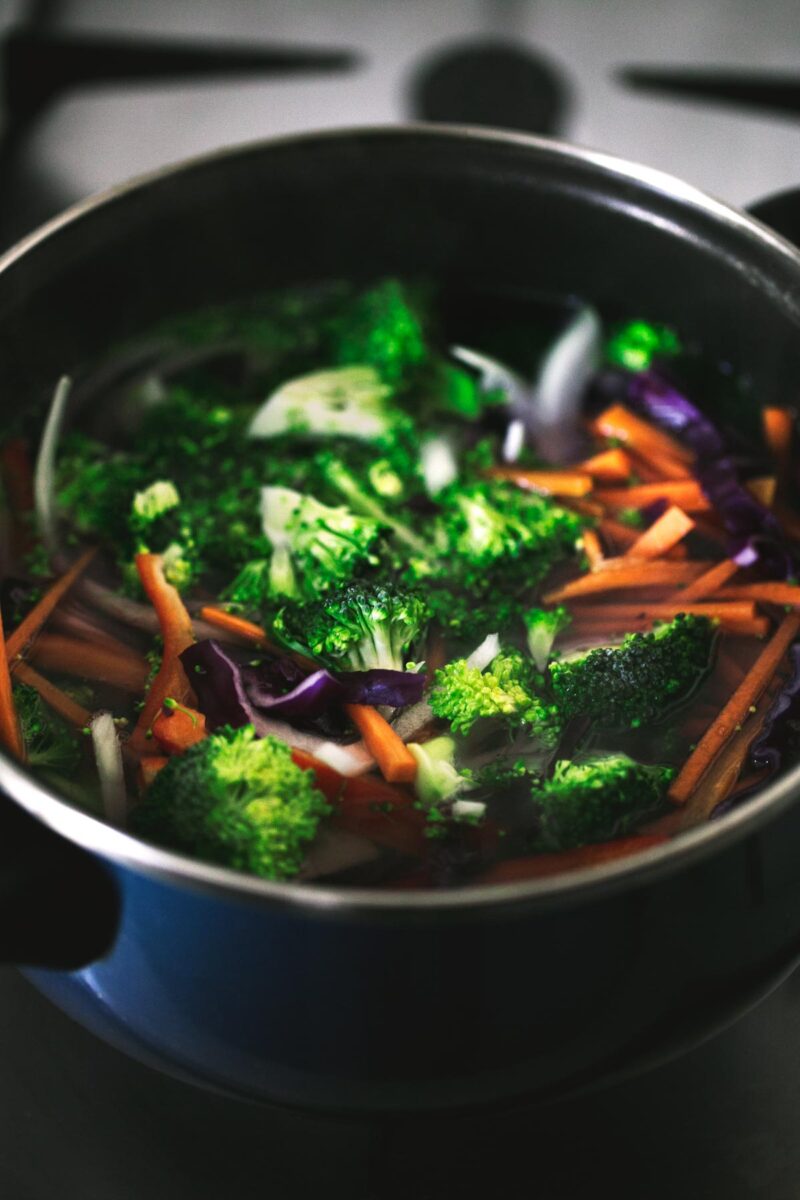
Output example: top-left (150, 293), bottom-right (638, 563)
top-left (3, 120), bottom-right (800, 917)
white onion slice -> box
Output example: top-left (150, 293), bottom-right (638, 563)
top-left (34, 375), bottom-right (72, 554)
top-left (90, 712), bottom-right (127, 827)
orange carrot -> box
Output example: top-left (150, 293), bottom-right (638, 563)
top-left (0, 609), bottom-right (23, 759)
top-left (290, 747), bottom-right (413, 810)
top-left (623, 505), bottom-right (694, 560)
top-left (569, 614), bottom-right (770, 638)
top-left (129, 553), bottom-right (195, 756)
top-left (479, 835), bottom-right (669, 883)
top-left (333, 805), bottom-right (428, 859)
top-left (27, 633), bottom-right (149, 694)
top-left (13, 661), bottom-right (92, 729)
top-left (568, 599), bottom-right (756, 622)
top-left (762, 407), bottom-right (793, 477)
top-left (152, 701), bottom-right (207, 755)
top-left (669, 612), bottom-right (800, 804)
top-left (578, 447), bottom-right (633, 482)
top-left (594, 481), bottom-right (710, 512)
top-left (712, 582), bottom-right (800, 607)
top-left (137, 755), bottom-right (169, 790)
top-left (6, 546), bottom-right (97, 662)
top-left (582, 528), bottom-right (604, 570)
top-left (599, 517), bottom-right (642, 549)
top-left (344, 703), bottom-right (418, 784)
top-left (198, 606), bottom-right (272, 647)
top-left (674, 558), bottom-right (738, 602)
top-left (745, 476), bottom-right (777, 507)
top-left (486, 467), bottom-right (593, 497)
top-left (590, 403), bottom-right (694, 463)
top-left (542, 559), bottom-right (710, 603)
top-left (627, 445), bottom-right (692, 481)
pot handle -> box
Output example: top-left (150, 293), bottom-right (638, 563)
top-left (746, 187), bottom-right (800, 247)
top-left (0, 791), bottom-right (119, 968)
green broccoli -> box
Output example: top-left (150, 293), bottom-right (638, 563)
top-left (523, 605), bottom-right (571, 671)
top-left (132, 726), bottom-right (330, 880)
top-left (272, 581), bottom-right (429, 672)
top-left (320, 454), bottom-right (432, 557)
top-left (259, 485), bottom-right (381, 603)
top-left (329, 278), bottom-right (428, 387)
top-left (529, 753), bottom-right (673, 852)
top-left (14, 684), bottom-right (82, 776)
top-left (549, 613), bottom-right (714, 729)
top-left (430, 648), bottom-right (561, 743)
top-left (606, 320), bottom-right (681, 372)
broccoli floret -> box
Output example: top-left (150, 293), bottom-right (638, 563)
top-left (247, 365), bottom-right (395, 441)
top-left (272, 581), bottom-right (429, 672)
top-left (523, 605), bottom-right (571, 671)
top-left (329, 279), bottom-right (428, 387)
top-left (132, 726), bottom-right (330, 880)
top-left (320, 455), bottom-right (432, 557)
top-left (130, 480), bottom-right (181, 528)
top-left (529, 753), bottom-right (673, 852)
top-left (408, 736), bottom-right (471, 806)
top-left (259, 486), bottom-right (381, 602)
top-left (606, 320), bottom-right (681, 372)
top-left (549, 614), bottom-right (714, 729)
top-left (430, 648), bottom-right (561, 743)
top-left (14, 684), bottom-right (82, 775)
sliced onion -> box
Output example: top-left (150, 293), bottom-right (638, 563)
top-left (90, 711), bottom-right (127, 827)
top-left (466, 632), bottom-right (500, 672)
top-left (34, 375), bottom-right (72, 555)
top-left (532, 306), bottom-right (601, 463)
top-left (421, 436), bottom-right (458, 495)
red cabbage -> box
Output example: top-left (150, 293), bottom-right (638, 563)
top-left (750, 643), bottom-right (800, 774)
top-left (625, 370), bottom-right (793, 577)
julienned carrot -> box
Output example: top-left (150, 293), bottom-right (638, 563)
top-left (344, 703), bottom-right (418, 784)
top-left (333, 805), bottom-right (428, 859)
top-left (578, 447), bottom-right (633, 482)
top-left (129, 553), bottom-right (195, 756)
top-left (598, 518), bottom-right (641, 549)
top-left (152, 702), bottom-right (207, 755)
top-left (27, 634), bottom-right (150, 694)
top-left (486, 467), bottom-right (593, 497)
top-left (542, 559), bottom-right (710, 603)
top-left (712, 582), bottom-right (800, 606)
top-left (762, 407), bottom-right (793, 476)
top-left (582, 528), bottom-right (604, 570)
top-left (623, 505), bottom-right (695, 560)
top-left (570, 615), bottom-right (770, 638)
top-left (290, 747), bottom-right (413, 810)
top-left (198, 606), bottom-right (271, 647)
top-left (0, 609), bottom-right (23, 759)
top-left (594, 481), bottom-right (710, 512)
top-left (627, 445), bottom-right (691, 481)
top-left (13, 661), bottom-right (92, 729)
top-left (673, 558), bottom-right (738, 602)
top-left (590, 403), bottom-right (695, 464)
top-left (479, 835), bottom-right (669, 884)
top-left (745, 476), bottom-right (777, 507)
top-left (669, 612), bottom-right (800, 804)
top-left (568, 599), bottom-right (757, 622)
top-left (138, 755), bottom-right (169, 790)
top-left (6, 546), bottom-right (97, 662)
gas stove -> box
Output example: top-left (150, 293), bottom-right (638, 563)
top-left (3, 2), bottom-right (800, 1197)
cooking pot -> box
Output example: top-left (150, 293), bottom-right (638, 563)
top-left (3, 125), bottom-right (800, 1113)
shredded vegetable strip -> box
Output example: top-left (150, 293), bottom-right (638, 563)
top-left (130, 553), bottom-right (195, 755)
top-left (13, 660), bottom-right (92, 728)
top-left (595, 481), bottom-right (710, 511)
top-left (623, 505), bottom-right (694, 559)
top-left (582, 528), bottom-right (604, 570)
top-left (627, 445), bottom-right (691, 481)
top-left (152, 702), bottom-right (207, 755)
top-left (90, 712), bottom-right (127, 826)
top-left (578, 447), bottom-right (633, 482)
top-left (344, 703), bottom-right (418, 784)
top-left (762, 406), bottom-right (793, 478)
top-left (198, 605), bottom-right (271, 646)
top-left (486, 467), bottom-right (593, 497)
top-left (712, 582), bottom-right (800, 606)
top-left (138, 755), bottom-right (169, 790)
top-left (669, 612), bottom-right (800, 804)
top-left (479, 835), bottom-right (669, 883)
top-left (543, 559), bottom-right (710, 603)
top-left (590, 403), bottom-right (695, 464)
top-left (0, 609), bottom-right (23, 759)
top-left (675, 558), bottom-right (738, 602)
top-left (5, 546), bottom-right (97, 661)
top-left (291, 747), bottom-right (413, 809)
top-left (28, 634), bottom-right (149, 693)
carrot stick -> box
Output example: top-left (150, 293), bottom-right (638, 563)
top-left (570, 614), bottom-right (770, 638)
top-left (344, 703), bottom-right (418, 784)
top-left (590, 403), bottom-right (695, 464)
top-left (673, 558), bottom-right (738, 602)
top-left (599, 518), bottom-right (641, 549)
top-left (13, 661), bottom-right (92, 729)
top-left (0, 609), bottom-right (24, 759)
top-left (27, 634), bottom-right (150, 694)
top-left (745, 476), bottom-right (777, 507)
top-left (762, 407), bottom-right (793, 478)
top-left (627, 445), bottom-right (692, 481)
top-left (582, 528), bottom-right (605, 570)
top-left (129, 553), bottom-right (195, 755)
top-left (568, 599), bottom-right (756, 622)
top-left (486, 467), bottom-right (593, 497)
top-left (6, 546), bottom-right (97, 662)
top-left (623, 505), bottom-right (694, 560)
top-left (198, 606), bottom-right (271, 647)
top-left (479, 835), bottom-right (669, 883)
top-left (594, 481), bottom-right (710, 512)
top-left (152, 702), bottom-right (207, 755)
top-left (712, 582), bottom-right (800, 607)
top-left (542, 559), bottom-right (710, 603)
top-left (290, 747), bottom-right (413, 810)
top-left (669, 612), bottom-right (800, 804)
top-left (137, 755), bottom-right (169, 791)
top-left (578, 447), bottom-right (633, 482)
